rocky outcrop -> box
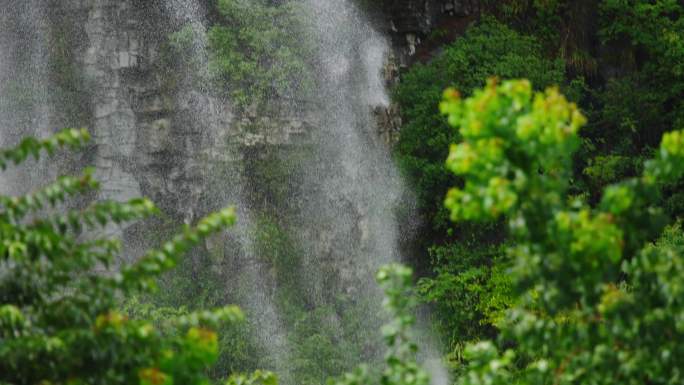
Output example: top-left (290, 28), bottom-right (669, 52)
top-left (13, 0), bottom-right (480, 231)
top-left (384, 0), bottom-right (480, 66)
top-left (235, 101), bottom-right (319, 147)
top-left (376, 0), bottom-right (480, 145)
top-left (46, 0), bottom-right (319, 225)
top-left (387, 0), bottom-right (480, 34)
top-left (79, 0), bottom-right (144, 205)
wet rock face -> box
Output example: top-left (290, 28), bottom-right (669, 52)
top-left (63, 0), bottom-right (211, 220)
top-left (81, 1), bottom-right (145, 204)
top-left (445, 0), bottom-right (480, 16)
top-left (375, 0), bottom-right (480, 148)
top-left (386, 0), bottom-right (480, 32)
top-left (387, 0), bottom-right (437, 35)
top-left (12, 0), bottom-right (466, 229)
top-left (48, 0), bottom-right (317, 223)
top-left (383, 0), bottom-right (480, 66)
top-left (42, 0), bottom-right (462, 223)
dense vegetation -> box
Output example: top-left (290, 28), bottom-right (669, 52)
top-left (393, 1), bottom-right (684, 372)
top-left (0, 130), bottom-right (242, 384)
top-left (164, 0), bottom-right (314, 110)
top-left (442, 77), bottom-right (684, 384)
top-left (207, 0), bottom-right (314, 109)
top-left (2, 0), bottom-right (683, 384)
top-left (0, 131), bottom-right (425, 385)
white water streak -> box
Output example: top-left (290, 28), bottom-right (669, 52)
top-left (162, 0), bottom-right (293, 378)
top-left (0, 0), bottom-right (55, 195)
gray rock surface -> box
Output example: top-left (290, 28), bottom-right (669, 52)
top-left (48, 0), bottom-right (320, 224)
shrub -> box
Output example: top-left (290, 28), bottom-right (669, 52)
top-left (207, 0), bottom-right (314, 109)
top-left (441, 78), bottom-right (684, 383)
top-left (417, 243), bottom-right (513, 350)
top-left (0, 129), bottom-right (258, 384)
top-left (394, 18), bottom-right (565, 235)
top-left (394, 19), bottom-right (565, 363)
top-left (329, 264), bottom-right (430, 385)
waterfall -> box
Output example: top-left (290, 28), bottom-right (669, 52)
top-left (302, 0), bottom-right (403, 296)
top-left (157, 0), bottom-right (417, 380)
top-left (160, 0), bottom-right (294, 378)
top-left (0, 0), bottom-right (444, 383)
top-left (0, 0), bottom-right (56, 195)
top-left (294, 4), bottom-right (446, 384)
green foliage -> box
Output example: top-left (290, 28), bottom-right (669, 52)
top-left (329, 264), bottom-right (430, 385)
top-left (226, 370), bottom-right (278, 385)
top-left (0, 128), bottom-right (89, 169)
top-left (394, 21), bottom-right (566, 362)
top-left (128, 268), bottom-right (263, 379)
top-left (394, 18), bottom-right (566, 234)
top-left (0, 129), bottom-right (267, 384)
top-left (249, 214), bottom-right (376, 385)
top-left (582, 154), bottom-right (638, 196)
top-left (400, 7), bottom-right (684, 362)
top-left (288, 304), bottom-right (373, 385)
top-left (600, 0), bottom-right (684, 68)
top-left (481, 0), bottom-right (598, 76)
top-left (453, 1), bottom-right (684, 202)
top-left (207, 0), bottom-right (314, 108)
top-left (596, 0), bottom-right (684, 146)
top-left (568, 0), bottom-right (684, 199)
top-left (166, 23), bottom-right (213, 92)
top-left (244, 147), bottom-right (310, 218)
top-left (417, 243), bottom-right (513, 350)
top-left (441, 79), bottom-right (684, 384)
top-left (377, 265), bottom-right (430, 385)
top-left (442, 79), bottom-right (586, 223)
top-left (251, 215), bottom-right (302, 309)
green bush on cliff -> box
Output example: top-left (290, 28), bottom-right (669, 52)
top-left (207, 0), bottom-right (314, 108)
top-left (417, 242), bottom-right (513, 358)
top-left (592, 0), bottom-right (684, 153)
top-left (329, 264), bottom-right (430, 385)
top-left (394, 18), bottom-right (565, 235)
top-left (474, 1), bottom-right (684, 201)
top-left (394, 19), bottom-right (566, 360)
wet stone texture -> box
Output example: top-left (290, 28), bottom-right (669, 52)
top-left (42, 0), bottom-right (473, 223)
top-left (384, 0), bottom-right (480, 65)
top-left (51, 0), bottom-right (317, 224)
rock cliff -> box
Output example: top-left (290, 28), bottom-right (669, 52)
top-left (4, 0), bottom-right (478, 227)
top-left (383, 0), bottom-right (480, 65)
top-left (0, 0), bottom-right (482, 261)
top-left (46, 0), bottom-right (321, 225)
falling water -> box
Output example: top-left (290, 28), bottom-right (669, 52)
top-left (156, 0), bottom-right (431, 379)
top-left (294, 3), bottom-right (446, 383)
top-left (160, 0), bottom-right (294, 378)
top-left (302, 0), bottom-right (403, 291)
top-left (0, 0), bottom-right (57, 195)
top-left (0, 0), bottom-right (444, 383)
